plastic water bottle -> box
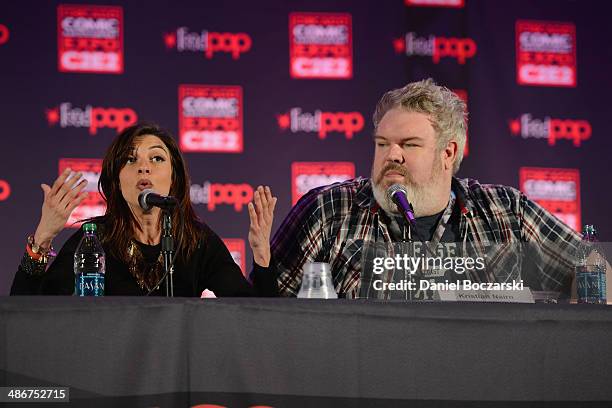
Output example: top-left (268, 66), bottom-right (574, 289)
top-left (297, 262), bottom-right (338, 299)
top-left (576, 225), bottom-right (606, 304)
top-left (74, 223), bottom-right (105, 296)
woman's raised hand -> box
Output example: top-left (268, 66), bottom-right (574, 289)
top-left (33, 168), bottom-right (89, 250)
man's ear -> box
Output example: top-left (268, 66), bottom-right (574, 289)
top-left (442, 140), bottom-right (458, 171)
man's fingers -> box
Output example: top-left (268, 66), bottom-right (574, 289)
top-left (264, 186), bottom-right (273, 205)
top-left (247, 202), bottom-right (259, 230)
top-left (270, 197), bottom-right (277, 215)
top-left (254, 189), bottom-right (265, 217)
top-left (263, 195), bottom-right (276, 224)
top-left (258, 186), bottom-right (269, 212)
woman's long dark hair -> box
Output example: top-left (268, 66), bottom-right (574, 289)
top-left (97, 123), bottom-right (202, 263)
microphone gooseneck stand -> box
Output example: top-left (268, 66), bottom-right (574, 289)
top-left (161, 210), bottom-right (175, 297)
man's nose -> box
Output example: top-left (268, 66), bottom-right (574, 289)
top-left (386, 144), bottom-right (405, 164)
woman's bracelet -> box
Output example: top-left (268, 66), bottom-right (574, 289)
top-left (20, 235), bottom-right (56, 276)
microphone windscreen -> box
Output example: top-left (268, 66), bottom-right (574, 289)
top-left (138, 189), bottom-right (154, 211)
top-left (386, 183), bottom-right (407, 202)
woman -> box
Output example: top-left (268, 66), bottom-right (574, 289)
top-left (11, 123), bottom-right (276, 296)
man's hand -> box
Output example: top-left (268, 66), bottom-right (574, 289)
top-left (247, 185), bottom-right (277, 267)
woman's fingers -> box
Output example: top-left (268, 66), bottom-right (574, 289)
top-left (35, 171), bottom-right (89, 245)
top-left (66, 191), bottom-right (89, 213)
top-left (41, 184), bottom-right (51, 200)
top-left (50, 168), bottom-right (72, 197)
top-left (56, 171), bottom-right (83, 203)
top-left (58, 178), bottom-right (88, 209)
top-left (48, 170), bottom-right (83, 205)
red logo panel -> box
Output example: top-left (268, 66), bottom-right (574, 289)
top-left (291, 162), bottom-right (355, 205)
top-left (58, 5), bottom-right (124, 74)
top-left (58, 158), bottom-right (105, 228)
top-left (179, 85), bottom-right (243, 153)
top-left (0, 179), bottom-right (11, 201)
top-left (405, 0), bottom-right (464, 7)
top-left (519, 167), bottom-right (581, 231)
top-left (516, 20), bottom-right (576, 87)
top-left (223, 239), bottom-right (246, 276)
top-left (0, 24), bottom-right (9, 45)
top-left (289, 12), bottom-right (353, 79)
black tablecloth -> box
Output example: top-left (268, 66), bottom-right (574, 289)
top-left (1, 297), bottom-right (611, 407)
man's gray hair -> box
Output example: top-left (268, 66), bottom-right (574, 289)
top-left (372, 78), bottom-right (468, 174)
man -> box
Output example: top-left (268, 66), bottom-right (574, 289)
top-left (252, 79), bottom-right (601, 300)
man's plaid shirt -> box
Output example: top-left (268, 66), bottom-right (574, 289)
top-left (270, 177), bottom-right (582, 298)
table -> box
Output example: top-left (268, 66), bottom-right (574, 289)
top-left (1, 297), bottom-right (611, 407)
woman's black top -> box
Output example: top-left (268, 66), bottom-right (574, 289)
top-left (10, 218), bottom-right (273, 297)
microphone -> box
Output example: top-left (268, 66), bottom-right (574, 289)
top-left (138, 189), bottom-right (178, 211)
top-left (386, 184), bottom-right (416, 226)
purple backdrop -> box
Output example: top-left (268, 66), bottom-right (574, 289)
top-left (1, 0), bottom-right (610, 294)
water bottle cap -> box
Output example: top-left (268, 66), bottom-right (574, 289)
top-left (82, 223), bottom-right (97, 233)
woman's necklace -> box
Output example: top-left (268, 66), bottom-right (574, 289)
top-left (128, 241), bottom-right (164, 292)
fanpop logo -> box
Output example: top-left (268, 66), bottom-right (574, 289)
top-left (190, 182), bottom-right (254, 211)
top-left (0, 179), bottom-right (11, 201)
top-left (58, 159), bottom-right (105, 227)
top-left (0, 24), bottom-right (9, 45)
top-left (292, 162), bottom-right (355, 205)
top-left (277, 108), bottom-right (364, 140)
top-left (223, 239), bottom-right (246, 275)
top-left (394, 32), bottom-right (476, 64)
top-left (45, 103), bottom-right (138, 135)
top-left (509, 114), bottom-right (591, 147)
top-left (179, 85), bottom-right (243, 153)
top-left (163, 27), bottom-right (252, 59)
top-left (57, 4), bottom-right (123, 73)
top-left (405, 0), bottom-right (464, 6)
top-left (516, 20), bottom-right (576, 87)
top-left (519, 167), bottom-right (580, 231)
top-left (289, 12), bottom-right (353, 79)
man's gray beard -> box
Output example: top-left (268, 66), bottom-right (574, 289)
top-left (371, 170), bottom-right (444, 217)
top-left (372, 180), bottom-right (433, 217)
top-left (372, 181), bottom-right (399, 215)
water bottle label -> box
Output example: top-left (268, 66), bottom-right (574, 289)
top-left (576, 267), bottom-right (605, 303)
top-left (76, 273), bottom-right (105, 296)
